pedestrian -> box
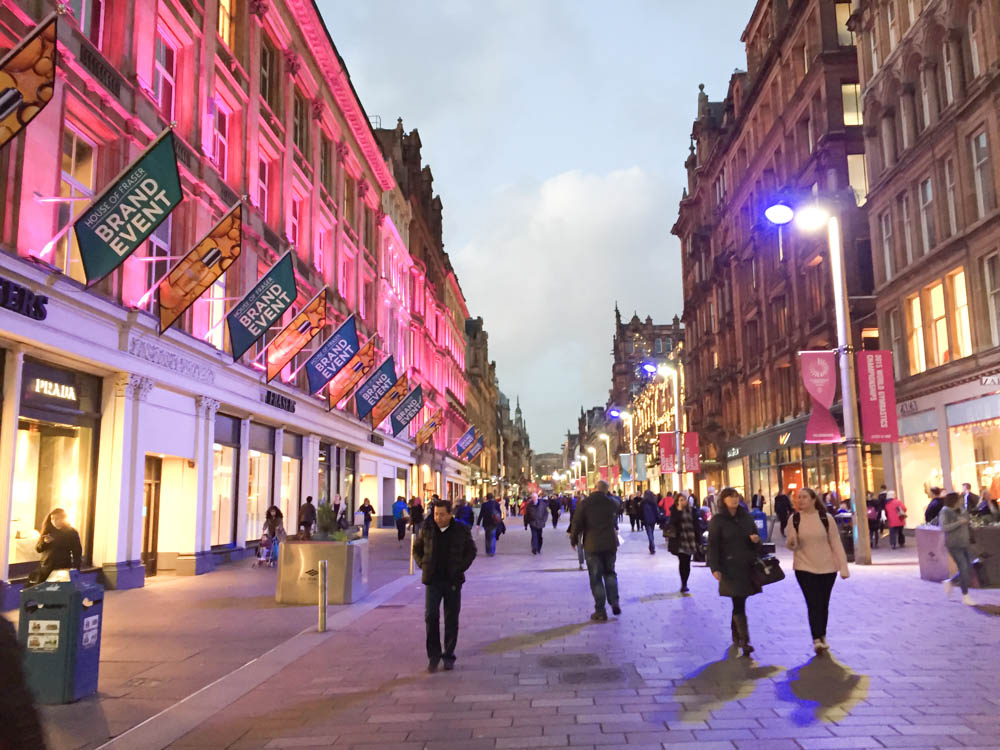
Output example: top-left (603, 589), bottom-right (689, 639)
top-left (298, 495), bottom-right (317, 537)
top-left (392, 495), bottom-right (409, 542)
top-left (960, 483), bottom-right (980, 513)
top-left (526, 493), bottom-right (548, 554)
top-left (256, 505), bottom-right (285, 567)
top-left (940, 492), bottom-right (976, 606)
top-left (332, 494), bottom-right (342, 524)
top-left (640, 490), bottom-right (660, 554)
top-left (668, 492), bottom-right (699, 593)
top-left (570, 480), bottom-right (622, 621)
top-left (357, 497), bottom-right (376, 538)
top-left (549, 494), bottom-right (562, 529)
top-left (30, 508), bottom-right (82, 584)
top-left (976, 490), bottom-right (1000, 519)
top-left (477, 493), bottom-right (503, 556)
top-left (883, 490), bottom-right (907, 549)
top-left (521, 496), bottom-right (530, 529)
top-left (774, 487), bottom-right (792, 538)
top-left (866, 495), bottom-right (883, 548)
top-left (412, 498), bottom-right (477, 672)
top-left (786, 487), bottom-right (850, 654)
top-left (707, 487), bottom-right (762, 657)
top-left (410, 496), bottom-right (426, 535)
top-left (0, 618), bottom-right (47, 749)
top-left (924, 487), bottom-right (945, 524)
top-left (453, 498), bottom-right (475, 527)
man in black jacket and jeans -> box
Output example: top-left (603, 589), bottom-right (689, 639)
top-left (413, 499), bottom-right (477, 672)
top-left (570, 480), bottom-right (621, 621)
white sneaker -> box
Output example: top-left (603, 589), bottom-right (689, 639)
top-left (943, 580), bottom-right (953, 598)
top-left (962, 593), bottom-right (976, 606)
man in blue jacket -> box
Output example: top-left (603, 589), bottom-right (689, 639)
top-left (392, 495), bottom-right (409, 542)
top-left (477, 493), bottom-right (503, 556)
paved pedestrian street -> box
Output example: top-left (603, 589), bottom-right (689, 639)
top-left (83, 525), bottom-right (1000, 750)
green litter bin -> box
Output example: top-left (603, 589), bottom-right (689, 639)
top-left (18, 574), bottom-right (104, 704)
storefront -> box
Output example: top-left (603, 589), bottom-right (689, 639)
top-left (280, 432), bottom-right (302, 527)
top-left (246, 423), bottom-right (275, 542)
top-left (212, 413), bottom-right (240, 548)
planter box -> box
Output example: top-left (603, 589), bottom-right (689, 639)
top-left (275, 539), bottom-right (369, 605)
top-left (916, 524), bottom-right (1000, 587)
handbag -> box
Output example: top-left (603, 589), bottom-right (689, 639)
top-left (751, 553), bottom-right (785, 587)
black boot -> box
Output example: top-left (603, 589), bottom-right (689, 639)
top-left (730, 615), bottom-right (739, 648)
top-left (733, 613), bottom-right (754, 657)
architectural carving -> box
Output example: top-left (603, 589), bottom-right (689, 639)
top-left (196, 396), bottom-right (221, 418)
top-left (127, 336), bottom-right (215, 384)
top-left (336, 141), bottom-right (349, 163)
top-left (311, 98), bottom-right (324, 121)
top-left (248, 0), bottom-right (270, 16)
top-left (115, 373), bottom-right (155, 401)
top-left (284, 50), bottom-right (301, 77)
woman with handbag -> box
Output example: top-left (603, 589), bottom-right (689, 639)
top-left (707, 487), bottom-right (762, 657)
top-left (786, 487), bottom-right (849, 654)
top-left (883, 490), bottom-right (907, 549)
top-left (668, 493), bottom-right (699, 593)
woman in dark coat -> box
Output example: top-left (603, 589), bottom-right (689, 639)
top-left (668, 494), bottom-right (699, 593)
top-left (707, 487), bottom-right (762, 657)
top-left (32, 508), bottom-right (82, 584)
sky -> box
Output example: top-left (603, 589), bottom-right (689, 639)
top-left (323, 0), bottom-right (756, 453)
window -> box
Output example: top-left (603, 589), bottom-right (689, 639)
top-left (320, 136), bottom-right (333, 191)
top-left (213, 101), bottom-right (229, 179)
top-left (256, 158), bottom-right (269, 218)
top-left (293, 90), bottom-right (310, 155)
top-left (971, 131), bottom-right (996, 219)
top-left (143, 217), bottom-right (171, 312)
top-left (869, 26), bottom-right (879, 75)
top-left (880, 210), bottom-right (895, 281)
top-left (842, 84), bottom-right (863, 126)
top-left (835, 3), bottom-right (854, 46)
top-left (344, 173), bottom-right (356, 228)
top-left (899, 192), bottom-right (914, 264)
top-left (969, 8), bottom-right (982, 78)
top-left (906, 294), bottom-right (926, 375)
top-left (206, 274), bottom-right (227, 350)
top-left (927, 281), bottom-right (948, 366)
top-left (315, 226), bottom-right (329, 274)
top-left (907, 0), bottom-right (918, 27)
top-left (887, 1), bottom-right (899, 49)
top-left (889, 307), bottom-right (903, 375)
top-left (218, 0), bottom-right (235, 49)
top-left (338, 253), bottom-right (354, 305)
top-left (949, 269), bottom-right (972, 359)
top-left (984, 253), bottom-right (1000, 346)
top-left (848, 154), bottom-right (868, 206)
top-left (260, 36), bottom-right (279, 114)
top-left (918, 177), bottom-right (935, 253)
top-left (942, 41), bottom-right (955, 106)
top-left (153, 30), bottom-right (176, 120)
top-left (289, 196), bottom-right (301, 247)
top-left (69, 0), bottom-right (103, 47)
top-left (55, 126), bottom-right (96, 283)
top-left (654, 338), bottom-right (662, 354)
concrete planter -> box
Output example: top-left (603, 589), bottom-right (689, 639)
top-left (275, 538), bottom-right (369, 605)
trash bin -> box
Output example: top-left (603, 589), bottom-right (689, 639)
top-left (750, 507), bottom-right (769, 542)
top-left (18, 573), bottom-right (104, 704)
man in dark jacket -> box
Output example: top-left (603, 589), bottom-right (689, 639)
top-left (477, 493), bottom-right (503, 556)
top-left (453, 499), bottom-right (475, 527)
top-left (774, 488), bottom-right (793, 538)
top-left (570, 481), bottom-right (621, 621)
top-left (548, 495), bottom-right (562, 529)
top-left (412, 499), bottom-right (477, 672)
top-left (526, 494), bottom-right (548, 554)
top-left (640, 490), bottom-right (660, 554)
top-left (298, 496), bottom-right (317, 537)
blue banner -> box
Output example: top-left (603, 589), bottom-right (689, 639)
top-left (455, 426), bottom-right (476, 455)
top-left (304, 315), bottom-right (359, 394)
top-left (466, 436), bottom-right (485, 461)
top-left (354, 357), bottom-right (395, 419)
top-left (226, 252), bottom-right (295, 361)
top-left (390, 386), bottom-right (424, 437)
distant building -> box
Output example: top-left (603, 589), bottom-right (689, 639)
top-left (610, 306), bottom-right (683, 410)
top-left (464, 316), bottom-right (498, 498)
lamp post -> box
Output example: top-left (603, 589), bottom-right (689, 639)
top-left (598, 432), bottom-right (611, 476)
top-left (658, 364), bottom-right (683, 493)
top-left (765, 195), bottom-right (872, 565)
top-left (622, 412), bottom-right (635, 495)
top-left (586, 446), bottom-right (596, 485)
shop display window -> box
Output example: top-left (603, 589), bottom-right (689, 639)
top-left (247, 450), bottom-right (272, 539)
top-left (900, 432), bottom-right (942, 526)
top-left (280, 456), bottom-right (301, 526)
top-left (950, 421), bottom-right (1000, 497)
top-left (211, 444), bottom-right (237, 546)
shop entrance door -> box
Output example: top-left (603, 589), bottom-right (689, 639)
top-left (143, 456), bottom-right (162, 576)
top-left (781, 464), bottom-right (804, 493)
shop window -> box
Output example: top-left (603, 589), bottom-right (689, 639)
top-left (842, 84), bottom-right (863, 126)
top-left (54, 126), bottom-right (96, 284)
top-left (880, 210), bottom-right (895, 281)
top-left (218, 0), bottom-right (236, 49)
top-left (247, 423), bottom-right (274, 541)
top-left (281, 433), bottom-right (302, 527)
top-left (69, 0), bottom-right (103, 48)
top-left (318, 442), bottom-right (332, 505)
top-left (142, 217), bottom-right (171, 313)
top-left (949, 269), bottom-right (972, 359)
top-left (212, 444), bottom-right (237, 546)
top-left (293, 90), bottom-right (310, 156)
top-left (927, 281), bottom-right (949, 366)
top-left (847, 154), bottom-right (868, 206)
top-left (971, 131), bottom-right (996, 219)
top-left (984, 253), bottom-right (1000, 346)
top-left (950, 419), bottom-right (1000, 497)
top-left (918, 177), bottom-right (935, 253)
top-left (153, 29), bottom-right (177, 121)
top-left (906, 294), bottom-right (926, 374)
top-left (259, 35), bottom-right (279, 115)
top-left (944, 158), bottom-right (958, 237)
top-left (835, 3), bottom-right (854, 46)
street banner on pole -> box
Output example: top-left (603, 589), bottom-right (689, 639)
top-left (76, 129), bottom-right (182, 284)
top-left (354, 356), bottom-right (395, 420)
top-left (304, 315), bottom-right (359, 394)
top-left (619, 454), bottom-right (632, 482)
top-left (0, 14), bottom-right (57, 151)
top-left (658, 432), bottom-right (675, 473)
top-left (800, 350), bottom-right (843, 443)
top-left (327, 340), bottom-right (376, 409)
top-left (635, 454), bottom-right (647, 482)
top-left (461, 431), bottom-right (483, 460)
top-left (455, 426), bottom-right (476, 456)
top-left (684, 432), bottom-right (700, 473)
top-left (158, 202), bottom-right (242, 334)
top-left (370, 374), bottom-right (408, 428)
top-left (265, 290), bottom-right (326, 382)
top-left (857, 350), bottom-right (899, 442)
top-left (226, 251), bottom-right (295, 361)
top-left (598, 466), bottom-right (609, 482)
top-left (390, 386), bottom-right (423, 437)
top-left (415, 408), bottom-right (444, 446)
top-left (467, 436), bottom-right (485, 461)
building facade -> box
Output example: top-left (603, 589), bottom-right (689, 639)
top-left (498, 393), bottom-right (532, 494)
top-left (610, 307), bottom-right (684, 410)
top-left (463, 316), bottom-right (499, 498)
top-left (673, 0), bottom-right (882, 506)
top-left (851, 0), bottom-right (1000, 523)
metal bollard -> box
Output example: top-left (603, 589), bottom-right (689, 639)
top-left (409, 530), bottom-right (415, 576)
top-left (318, 559), bottom-right (328, 633)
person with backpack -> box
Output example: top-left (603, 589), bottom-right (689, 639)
top-left (866, 495), bottom-right (883, 548)
top-left (392, 496), bottom-right (409, 542)
top-left (883, 490), bottom-right (907, 549)
top-left (786, 487), bottom-right (850, 654)
top-left (477, 493), bottom-right (503, 556)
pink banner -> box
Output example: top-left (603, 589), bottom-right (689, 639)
top-left (857, 350), bottom-right (899, 442)
top-left (599, 466), bottom-right (609, 482)
top-left (801, 351), bottom-right (842, 443)
top-left (684, 432), bottom-right (700, 473)
top-left (658, 432), bottom-right (675, 473)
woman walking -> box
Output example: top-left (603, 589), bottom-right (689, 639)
top-left (668, 493), bottom-right (699, 593)
top-left (31, 508), bottom-right (82, 584)
top-left (358, 498), bottom-right (376, 538)
top-left (940, 492), bottom-right (976, 605)
top-left (883, 490), bottom-right (907, 549)
top-left (707, 487), bottom-right (762, 657)
top-left (786, 487), bottom-right (849, 654)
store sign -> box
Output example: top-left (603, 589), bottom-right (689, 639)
top-left (899, 399), bottom-right (919, 416)
top-left (726, 447), bottom-right (741, 459)
top-left (264, 389), bottom-right (295, 413)
top-left (389, 386), bottom-right (424, 437)
top-left (857, 350), bottom-right (899, 442)
top-left (266, 291), bottom-right (326, 383)
top-left (354, 357), bottom-right (396, 420)
top-left (981, 375), bottom-right (1000, 387)
top-left (800, 350), bottom-right (842, 443)
top-left (455, 426), bottom-right (476, 456)
top-left (368, 433), bottom-right (384, 446)
top-left (0, 276), bottom-right (47, 320)
top-left (304, 315), bottom-right (359, 394)
top-left (32, 378), bottom-right (77, 402)
top-left (128, 336), bottom-right (213, 384)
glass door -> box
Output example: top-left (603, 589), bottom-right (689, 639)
top-left (143, 456), bottom-right (162, 575)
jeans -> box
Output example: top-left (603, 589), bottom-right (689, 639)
top-left (577, 542), bottom-right (586, 566)
top-left (889, 526), bottom-right (904, 548)
top-left (363, 519), bottom-right (371, 538)
top-left (395, 518), bottom-right (407, 541)
top-left (731, 596), bottom-right (746, 616)
top-left (585, 551), bottom-right (619, 611)
top-left (948, 546), bottom-right (973, 594)
top-left (795, 570), bottom-right (837, 639)
top-left (425, 580), bottom-right (461, 663)
top-left (484, 526), bottom-right (497, 556)
top-left (644, 524), bottom-right (656, 551)
top-left (551, 512), bottom-right (559, 529)
top-left (678, 553), bottom-right (691, 589)
top-left (530, 526), bottom-right (544, 553)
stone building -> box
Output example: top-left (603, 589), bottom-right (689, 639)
top-left (498, 393), bottom-right (532, 494)
top-left (850, 0), bottom-right (1000, 521)
top-left (463, 316), bottom-right (498, 498)
top-left (610, 306), bottom-right (683, 410)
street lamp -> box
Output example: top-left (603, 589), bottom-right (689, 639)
top-left (621, 412), bottom-right (635, 494)
top-left (765, 195), bottom-right (871, 565)
top-left (658, 364), bottom-right (683, 493)
top-left (578, 451), bottom-right (589, 479)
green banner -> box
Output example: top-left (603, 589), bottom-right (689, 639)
top-left (226, 252), bottom-right (296, 361)
top-left (75, 130), bottom-right (182, 284)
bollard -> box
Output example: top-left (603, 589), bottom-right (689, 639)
top-left (409, 529), bottom-right (415, 576)
top-left (318, 559), bottom-right (328, 632)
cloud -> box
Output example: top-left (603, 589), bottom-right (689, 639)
top-left (453, 167), bottom-right (682, 451)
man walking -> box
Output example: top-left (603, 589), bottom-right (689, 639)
top-left (298, 496), bottom-right (317, 537)
top-left (640, 490), bottom-right (660, 554)
top-left (412, 499), bottom-right (477, 672)
top-left (392, 495), bottom-right (409, 542)
top-left (774, 487), bottom-right (792, 538)
top-left (477, 493), bottom-right (503, 556)
top-left (570, 480), bottom-right (621, 621)
top-left (961, 483), bottom-right (980, 513)
top-left (526, 493), bottom-right (548, 554)
top-left (549, 495), bottom-right (562, 529)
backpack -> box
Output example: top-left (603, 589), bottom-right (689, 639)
top-left (867, 505), bottom-right (879, 521)
top-left (792, 510), bottom-right (829, 534)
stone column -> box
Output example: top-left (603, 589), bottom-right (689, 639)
top-left (936, 403), bottom-right (953, 493)
top-left (235, 417), bottom-right (251, 548)
top-left (272, 426), bottom-right (285, 519)
top-left (176, 396), bottom-right (220, 575)
top-left (920, 61), bottom-right (940, 129)
top-left (880, 113), bottom-right (898, 168)
top-left (301, 434), bottom-right (320, 506)
top-left (899, 85), bottom-right (917, 150)
top-left (0, 348), bottom-right (24, 602)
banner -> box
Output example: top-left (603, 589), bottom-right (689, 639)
top-left (414, 408), bottom-right (444, 446)
top-left (389, 386), bottom-right (423, 437)
top-left (304, 315), bottom-right (359, 394)
top-left (354, 357), bottom-right (395, 420)
top-left (266, 291), bottom-right (326, 382)
top-left (327, 340), bottom-right (376, 409)
top-left (635, 453), bottom-right (647, 482)
top-left (0, 15), bottom-right (57, 151)
top-left (684, 432), bottom-right (701, 474)
top-left (370, 374), bottom-right (408, 428)
top-left (800, 350), bottom-right (842, 443)
top-left (226, 252), bottom-right (295, 361)
top-left (467, 436), bottom-right (485, 461)
top-left (857, 350), bottom-right (899, 443)
top-left (76, 130), bottom-right (183, 283)
top-left (158, 202), bottom-right (241, 334)
top-left (619, 453), bottom-right (633, 482)
top-left (455, 426), bottom-right (476, 456)
top-left (461, 431), bottom-right (482, 460)
top-left (658, 432), bottom-right (675, 473)
top-left (599, 466), bottom-right (609, 482)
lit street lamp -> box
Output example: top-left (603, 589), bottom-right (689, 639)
top-left (598, 432), bottom-right (611, 472)
top-left (765, 194), bottom-right (871, 565)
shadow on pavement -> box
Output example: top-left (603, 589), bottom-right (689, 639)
top-left (481, 621), bottom-right (595, 654)
top-left (973, 603), bottom-right (1000, 616)
top-left (775, 653), bottom-right (869, 725)
top-left (673, 648), bottom-right (783, 720)
top-left (636, 592), bottom-right (687, 603)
